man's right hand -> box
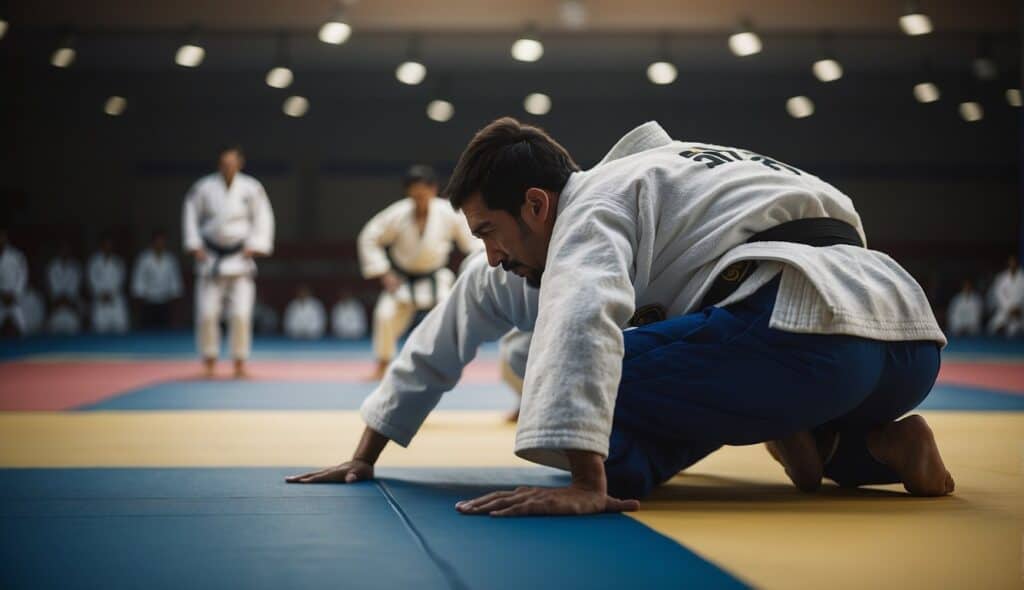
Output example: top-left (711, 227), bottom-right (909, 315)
top-left (285, 459), bottom-right (375, 484)
top-left (380, 271), bottom-right (402, 294)
top-left (192, 249), bottom-right (208, 262)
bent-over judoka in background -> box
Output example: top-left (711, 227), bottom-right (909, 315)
top-left (183, 145), bottom-right (275, 378)
top-left (357, 165), bottom-right (481, 378)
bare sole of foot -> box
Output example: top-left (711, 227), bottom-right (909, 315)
top-left (765, 431), bottom-right (823, 492)
top-left (866, 414), bottom-right (955, 496)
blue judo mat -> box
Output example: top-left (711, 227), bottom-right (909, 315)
top-left (0, 467), bottom-right (746, 590)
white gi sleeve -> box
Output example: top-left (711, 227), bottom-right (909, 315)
top-left (360, 255), bottom-right (537, 446)
top-left (357, 205), bottom-right (402, 279)
top-left (245, 182), bottom-right (275, 255)
top-left (514, 204), bottom-right (637, 470)
top-left (182, 183), bottom-right (203, 253)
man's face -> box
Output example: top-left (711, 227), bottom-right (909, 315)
top-left (1009, 256), bottom-right (1019, 272)
top-left (407, 181), bottom-right (437, 209)
top-left (153, 235), bottom-right (166, 252)
top-left (461, 190), bottom-right (555, 288)
top-left (219, 150), bottom-right (243, 179)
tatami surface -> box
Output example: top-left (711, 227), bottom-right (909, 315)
top-left (1, 334), bottom-right (1021, 589)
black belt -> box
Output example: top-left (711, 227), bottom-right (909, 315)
top-left (385, 248), bottom-right (442, 305)
top-left (202, 237), bottom-right (245, 278)
top-left (698, 217), bottom-right (863, 310)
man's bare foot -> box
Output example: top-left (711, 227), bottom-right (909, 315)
top-left (202, 357), bottom-right (216, 378)
top-left (367, 359), bottom-right (389, 381)
top-left (765, 430), bottom-right (824, 492)
top-left (233, 359), bottom-right (248, 379)
top-left (866, 414), bottom-right (954, 496)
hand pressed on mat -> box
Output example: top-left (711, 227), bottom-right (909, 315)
top-left (286, 426), bottom-right (388, 484)
top-left (456, 449), bottom-right (640, 517)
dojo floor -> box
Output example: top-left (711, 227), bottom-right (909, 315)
top-left (1, 334), bottom-right (1021, 589)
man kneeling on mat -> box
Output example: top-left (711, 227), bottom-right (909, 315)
top-left (288, 118), bottom-right (953, 516)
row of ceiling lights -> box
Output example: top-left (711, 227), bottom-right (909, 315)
top-left (4, 3), bottom-right (1019, 122)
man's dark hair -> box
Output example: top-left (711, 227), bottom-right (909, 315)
top-left (219, 144), bottom-right (245, 160)
top-left (403, 164), bottom-right (438, 188)
top-left (446, 117), bottom-right (579, 216)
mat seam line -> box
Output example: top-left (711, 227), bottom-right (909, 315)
top-left (376, 480), bottom-right (471, 590)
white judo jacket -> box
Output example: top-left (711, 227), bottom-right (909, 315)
top-left (183, 173), bottom-right (275, 277)
top-left (360, 121), bottom-right (946, 471)
top-left (358, 197), bottom-right (481, 309)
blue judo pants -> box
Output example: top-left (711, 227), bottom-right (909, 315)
top-left (605, 277), bottom-right (941, 499)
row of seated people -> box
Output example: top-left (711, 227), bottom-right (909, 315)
top-left (0, 230), bottom-right (180, 336)
top-left (0, 228), bottom-right (369, 339)
top-left (946, 255), bottom-right (1024, 337)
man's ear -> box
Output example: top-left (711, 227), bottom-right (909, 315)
top-left (522, 187), bottom-right (551, 229)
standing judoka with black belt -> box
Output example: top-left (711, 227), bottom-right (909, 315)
top-left (183, 146), bottom-right (275, 378)
top-left (357, 165), bottom-right (481, 379)
top-left (291, 119), bottom-right (953, 516)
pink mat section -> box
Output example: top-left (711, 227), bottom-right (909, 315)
top-left (0, 359), bottom-right (503, 411)
top-left (937, 361), bottom-right (1024, 395)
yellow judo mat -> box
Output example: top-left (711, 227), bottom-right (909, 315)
top-left (1, 409), bottom-right (1021, 589)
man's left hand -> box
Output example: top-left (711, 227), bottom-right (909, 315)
top-left (455, 485), bottom-right (639, 517)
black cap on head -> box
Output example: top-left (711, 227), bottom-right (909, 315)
top-left (403, 164), bottom-right (438, 188)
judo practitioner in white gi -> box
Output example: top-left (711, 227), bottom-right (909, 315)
top-left (289, 118), bottom-right (954, 515)
top-left (357, 165), bottom-right (481, 378)
top-left (47, 243), bottom-right (82, 306)
top-left (331, 290), bottom-right (368, 340)
top-left (0, 229), bottom-right (29, 337)
top-left (946, 280), bottom-right (984, 337)
top-left (183, 146), bottom-right (275, 378)
top-left (987, 255), bottom-right (1024, 337)
top-left (131, 231), bottom-right (183, 329)
top-left (87, 236), bottom-right (129, 334)
top-left (284, 284), bottom-right (327, 340)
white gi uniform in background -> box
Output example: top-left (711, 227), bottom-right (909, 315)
top-left (87, 252), bottom-right (129, 333)
top-left (48, 305), bottom-right (81, 334)
top-left (332, 298), bottom-right (368, 339)
top-left (47, 257), bottom-right (82, 303)
top-left (0, 245), bottom-right (29, 333)
top-left (284, 295), bottom-right (327, 339)
top-left (947, 290), bottom-right (983, 336)
top-left (359, 121), bottom-right (945, 471)
top-left (987, 267), bottom-right (1024, 337)
top-left (131, 249), bottom-right (183, 305)
top-left (357, 197), bottom-right (481, 361)
top-left (183, 172), bottom-right (275, 360)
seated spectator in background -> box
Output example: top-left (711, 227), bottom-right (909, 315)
top-left (21, 288), bottom-right (45, 335)
top-left (331, 289), bottom-right (368, 339)
top-left (947, 280), bottom-right (983, 336)
top-left (284, 284), bottom-right (326, 340)
top-left (254, 300), bottom-right (279, 335)
top-left (131, 231), bottom-right (183, 329)
top-left (88, 235), bottom-right (129, 333)
top-left (48, 302), bottom-right (81, 334)
top-left (47, 242), bottom-right (82, 310)
top-left (0, 229), bottom-right (28, 337)
top-left (988, 255), bottom-right (1024, 338)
